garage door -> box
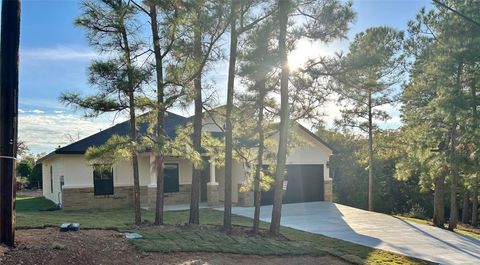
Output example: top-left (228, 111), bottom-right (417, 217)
top-left (261, 164), bottom-right (324, 205)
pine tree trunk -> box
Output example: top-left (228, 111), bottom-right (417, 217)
top-left (433, 169), bottom-right (446, 228)
top-left (270, 0), bottom-right (290, 236)
top-left (189, 84), bottom-right (202, 224)
top-left (448, 122), bottom-right (459, 231)
top-left (368, 91), bottom-right (374, 212)
top-left (461, 188), bottom-right (469, 224)
top-left (149, 3), bottom-right (166, 226)
top-left (189, 4), bottom-right (203, 224)
top-left (470, 75), bottom-right (478, 227)
top-left (131, 152), bottom-right (141, 225)
top-left (472, 177), bottom-right (478, 227)
top-left (253, 81), bottom-right (266, 234)
top-left (155, 156), bottom-right (165, 225)
top-left (121, 22), bottom-right (141, 226)
top-left (448, 62), bottom-right (462, 231)
top-left (223, 0), bottom-right (239, 233)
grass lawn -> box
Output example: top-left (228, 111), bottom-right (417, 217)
top-left (17, 196), bottom-right (434, 265)
top-left (132, 228), bottom-right (323, 256)
top-left (395, 215), bottom-right (480, 240)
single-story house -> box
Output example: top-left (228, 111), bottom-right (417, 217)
top-left (39, 111), bottom-right (333, 210)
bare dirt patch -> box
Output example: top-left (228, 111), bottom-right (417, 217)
top-left (0, 228), bottom-right (350, 265)
top-left (135, 223), bottom-right (289, 239)
top-left (458, 223), bottom-right (480, 235)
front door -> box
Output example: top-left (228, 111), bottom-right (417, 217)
top-left (164, 163), bottom-right (179, 193)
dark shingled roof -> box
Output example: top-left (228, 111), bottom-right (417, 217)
top-left (39, 109), bottom-right (334, 163)
top-left (39, 111), bottom-right (188, 162)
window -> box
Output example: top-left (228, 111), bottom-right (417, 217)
top-left (50, 166), bottom-right (53, 193)
top-left (164, 163), bottom-right (179, 193)
top-left (93, 165), bottom-right (114, 196)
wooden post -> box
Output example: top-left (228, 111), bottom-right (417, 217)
top-left (0, 0), bottom-right (21, 247)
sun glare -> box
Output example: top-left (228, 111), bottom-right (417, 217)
top-left (288, 39), bottom-right (317, 71)
top-left (287, 39), bottom-right (337, 71)
top-left (288, 53), bottom-right (307, 71)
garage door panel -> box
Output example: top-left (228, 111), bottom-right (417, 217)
top-left (300, 165), bottom-right (324, 202)
top-left (285, 165), bottom-right (303, 203)
top-left (261, 164), bottom-right (324, 205)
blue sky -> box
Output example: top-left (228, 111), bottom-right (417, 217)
top-left (18, 0), bottom-right (431, 154)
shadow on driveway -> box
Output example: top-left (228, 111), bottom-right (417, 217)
top-left (231, 201), bottom-right (480, 265)
top-left (393, 217), bottom-right (480, 261)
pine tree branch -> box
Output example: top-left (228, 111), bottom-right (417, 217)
top-left (432, 0), bottom-right (480, 28)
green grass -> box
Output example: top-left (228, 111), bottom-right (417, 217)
top-left (131, 229), bottom-right (323, 256)
top-left (16, 196), bottom-right (261, 229)
top-left (396, 215), bottom-right (480, 239)
top-left (16, 196), bottom-right (57, 211)
top-left (396, 216), bottom-right (431, 226)
top-left (17, 197), bottom-right (435, 264)
top-left (455, 229), bottom-right (480, 239)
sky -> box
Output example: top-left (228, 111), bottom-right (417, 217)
top-left (17, 0), bottom-right (432, 154)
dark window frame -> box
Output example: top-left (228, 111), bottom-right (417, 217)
top-left (93, 164), bottom-right (114, 196)
top-left (50, 165), bottom-right (53, 193)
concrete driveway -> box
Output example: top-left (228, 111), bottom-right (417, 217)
top-left (231, 202), bottom-right (480, 265)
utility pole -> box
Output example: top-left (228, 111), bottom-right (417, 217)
top-left (0, 0), bottom-right (21, 247)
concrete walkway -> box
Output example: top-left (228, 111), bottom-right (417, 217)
top-left (231, 202), bottom-right (480, 265)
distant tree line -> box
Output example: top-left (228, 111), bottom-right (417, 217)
top-left (322, 1), bottom-right (480, 230)
top-left (16, 144), bottom-right (43, 190)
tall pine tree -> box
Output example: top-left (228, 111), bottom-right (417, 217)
top-left (61, 0), bottom-right (151, 225)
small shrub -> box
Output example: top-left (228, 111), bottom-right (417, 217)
top-left (16, 176), bottom-right (29, 191)
top-left (404, 204), bottom-right (428, 220)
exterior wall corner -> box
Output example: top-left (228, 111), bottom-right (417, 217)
top-left (324, 179), bottom-right (333, 202)
top-left (207, 182), bottom-right (220, 207)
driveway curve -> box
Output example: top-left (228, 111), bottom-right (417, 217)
top-left (231, 202), bottom-right (480, 265)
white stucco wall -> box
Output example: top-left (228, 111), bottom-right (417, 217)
top-left (41, 156), bottom-right (63, 205)
top-left (62, 155), bottom-right (94, 188)
top-left (217, 160), bottom-right (247, 203)
top-left (42, 154), bottom-right (153, 200)
top-left (286, 127), bottom-right (333, 180)
top-left (112, 155), bottom-right (150, 187)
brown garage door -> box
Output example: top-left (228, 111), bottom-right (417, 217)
top-left (261, 164), bottom-right (324, 205)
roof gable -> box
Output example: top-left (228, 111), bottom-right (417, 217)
top-left (295, 123), bottom-right (335, 153)
top-left (39, 111), bottom-right (187, 161)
